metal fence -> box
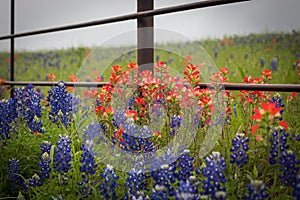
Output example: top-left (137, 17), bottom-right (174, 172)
top-left (1, 0), bottom-right (300, 92)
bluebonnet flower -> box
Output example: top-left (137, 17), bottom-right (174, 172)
top-left (79, 144), bottom-right (98, 175)
top-left (156, 55), bottom-right (160, 62)
top-left (230, 133), bottom-right (249, 166)
top-left (83, 122), bottom-right (106, 154)
top-left (244, 53), bottom-right (248, 59)
top-left (260, 57), bottom-right (265, 67)
top-left (77, 174), bottom-right (93, 199)
top-left (123, 168), bottom-right (148, 200)
top-left (201, 152), bottom-right (226, 199)
top-left (53, 135), bottom-right (72, 173)
top-left (271, 57), bottom-right (278, 72)
top-left (112, 111), bottom-right (155, 153)
top-left (269, 128), bottom-right (289, 165)
top-left (230, 53), bottom-right (234, 59)
top-left (175, 176), bottom-right (199, 200)
top-left (233, 102), bottom-right (237, 117)
top-left (170, 115), bottom-right (181, 136)
top-left (244, 180), bottom-right (269, 200)
top-left (28, 173), bottom-right (43, 188)
top-left (14, 84), bottom-right (44, 133)
top-left (176, 149), bottom-right (194, 181)
top-left (47, 81), bottom-right (78, 128)
top-left (151, 185), bottom-right (169, 200)
top-left (150, 163), bottom-right (177, 198)
top-left (270, 94), bottom-right (284, 119)
top-left (278, 150), bottom-right (300, 186)
top-left (290, 133), bottom-right (300, 142)
top-left (99, 165), bottom-right (119, 199)
top-left (0, 98), bottom-right (18, 140)
top-left (293, 175), bottom-right (300, 200)
top-left (8, 158), bottom-right (23, 190)
top-left (215, 191), bottom-right (227, 200)
top-left (38, 141), bottom-right (52, 180)
top-left (214, 48), bottom-right (218, 59)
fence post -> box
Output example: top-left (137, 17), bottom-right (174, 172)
top-left (10, 0), bottom-right (15, 97)
top-left (137, 0), bottom-right (154, 74)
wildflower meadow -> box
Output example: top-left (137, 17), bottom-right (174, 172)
top-left (0, 31), bottom-right (299, 200)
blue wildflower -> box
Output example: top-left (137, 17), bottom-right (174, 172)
top-left (233, 102), bottom-right (237, 117)
top-left (28, 173), bottom-right (43, 188)
top-left (0, 98), bottom-right (18, 140)
top-left (170, 115), bottom-right (181, 136)
top-left (47, 81), bottom-right (78, 128)
top-left (99, 165), bottom-right (119, 199)
top-left (271, 57), bottom-right (278, 72)
top-left (230, 133), bottom-right (249, 166)
top-left (79, 144), bottom-right (98, 175)
top-left (293, 175), bottom-right (300, 200)
top-left (8, 158), bottom-right (23, 190)
top-left (175, 176), bottom-right (199, 200)
top-left (269, 128), bottom-right (289, 165)
top-left (278, 150), bottom-right (300, 186)
top-left (270, 94), bottom-right (284, 119)
top-left (244, 180), bottom-right (269, 200)
top-left (124, 168), bottom-right (148, 200)
top-left (53, 135), bottom-right (72, 173)
top-left (201, 151), bottom-right (226, 199)
top-left (214, 48), bottom-right (218, 59)
top-left (150, 163), bottom-right (177, 197)
top-left (260, 57), bottom-right (265, 67)
top-left (151, 185), bottom-right (169, 200)
top-left (14, 84), bottom-right (44, 133)
top-left (38, 141), bottom-right (52, 180)
top-left (176, 149), bottom-right (194, 182)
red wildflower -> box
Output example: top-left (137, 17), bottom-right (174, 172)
top-left (256, 135), bottom-right (263, 141)
top-left (127, 62), bottom-right (138, 70)
top-left (261, 69), bottom-right (272, 81)
top-left (252, 124), bottom-right (260, 134)
top-left (112, 65), bottom-right (122, 74)
top-left (47, 73), bottom-right (56, 81)
top-left (134, 97), bottom-right (145, 106)
top-left (251, 102), bottom-right (282, 122)
top-left (66, 87), bottom-right (74, 91)
top-left (278, 121), bottom-right (288, 130)
top-left (287, 92), bottom-right (297, 100)
top-left (69, 74), bottom-right (80, 82)
top-left (125, 110), bottom-right (138, 121)
top-left (95, 106), bottom-right (104, 114)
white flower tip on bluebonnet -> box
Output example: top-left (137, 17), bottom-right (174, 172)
top-left (85, 139), bottom-right (94, 149)
top-left (189, 175), bottom-right (196, 181)
top-left (237, 132), bottom-right (245, 137)
top-left (161, 164), bottom-right (169, 169)
top-left (154, 185), bottom-right (165, 191)
top-left (107, 164), bottom-right (114, 171)
top-left (184, 149), bottom-right (190, 154)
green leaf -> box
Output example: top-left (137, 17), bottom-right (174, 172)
top-left (253, 165), bottom-right (258, 179)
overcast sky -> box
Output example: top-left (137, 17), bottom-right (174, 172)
top-left (0, 0), bottom-right (299, 51)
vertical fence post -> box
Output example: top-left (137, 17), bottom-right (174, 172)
top-left (10, 0), bottom-right (15, 97)
top-left (137, 0), bottom-right (154, 74)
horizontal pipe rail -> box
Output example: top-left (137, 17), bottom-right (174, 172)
top-left (2, 81), bottom-right (300, 92)
top-left (0, 0), bottom-right (250, 40)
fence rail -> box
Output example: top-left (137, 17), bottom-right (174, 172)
top-left (1, 0), bottom-right (299, 93)
top-left (2, 81), bottom-right (300, 92)
top-left (0, 0), bottom-right (249, 40)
